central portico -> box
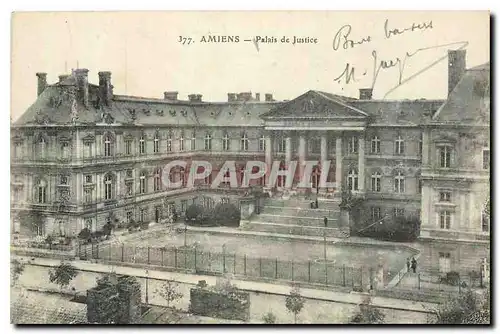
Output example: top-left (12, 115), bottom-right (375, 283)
top-left (261, 90), bottom-right (369, 195)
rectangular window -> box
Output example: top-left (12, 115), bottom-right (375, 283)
top-left (61, 142), bottom-right (69, 159)
top-left (348, 137), bottom-right (358, 154)
top-left (126, 182), bottom-right (133, 196)
top-left (371, 207), bottom-right (382, 220)
top-left (439, 146), bottom-right (451, 168)
top-left (278, 138), bottom-right (286, 153)
top-left (483, 149), bottom-right (490, 170)
top-left (395, 138), bottom-right (405, 155)
top-left (393, 208), bottom-right (405, 217)
top-left (139, 209), bottom-right (146, 222)
top-left (84, 142), bottom-right (93, 158)
top-left (139, 139), bottom-right (146, 154)
top-left (259, 137), bottom-right (266, 152)
top-left (179, 137), bottom-right (185, 152)
top-left (191, 134), bottom-right (196, 151)
top-left (439, 211), bottom-right (452, 229)
top-left (126, 170), bottom-right (133, 178)
top-left (371, 176), bottom-right (381, 192)
top-left (125, 140), bottom-right (132, 155)
top-left (482, 212), bottom-right (490, 232)
top-left (439, 191), bottom-right (451, 202)
top-left (154, 139), bottom-right (159, 153)
top-left (167, 137), bottom-right (172, 152)
top-left (85, 175), bottom-right (92, 184)
top-left (84, 188), bottom-right (93, 203)
top-left (370, 137), bottom-right (380, 154)
top-left (439, 252), bottom-right (451, 273)
top-left (13, 142), bottom-right (23, 159)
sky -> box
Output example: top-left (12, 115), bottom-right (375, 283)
top-left (11, 11), bottom-right (489, 120)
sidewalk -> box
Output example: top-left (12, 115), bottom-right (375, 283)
top-left (15, 255), bottom-right (437, 314)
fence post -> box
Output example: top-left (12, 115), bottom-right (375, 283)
top-left (418, 273), bottom-right (421, 290)
top-left (343, 265), bottom-right (346, 287)
top-left (174, 247), bottom-right (178, 268)
top-left (147, 247), bottom-right (151, 265)
top-left (121, 244), bottom-right (124, 262)
top-left (308, 260), bottom-right (311, 283)
top-left (109, 245), bottom-right (112, 261)
top-left (184, 248), bottom-right (188, 269)
top-left (360, 266), bottom-right (364, 288)
top-left (291, 260), bottom-right (294, 281)
top-left (208, 251), bottom-right (211, 272)
top-left (259, 257), bottom-right (262, 277)
top-left (275, 258), bottom-right (278, 279)
top-left (161, 248), bottom-right (164, 267)
top-left (96, 244), bottom-right (99, 259)
top-left (244, 254), bottom-right (247, 276)
top-left (233, 253), bottom-right (236, 274)
top-left (194, 248), bottom-right (197, 271)
top-left (91, 243), bottom-right (94, 258)
top-left (325, 263), bottom-right (328, 286)
top-left (223, 252), bottom-right (226, 273)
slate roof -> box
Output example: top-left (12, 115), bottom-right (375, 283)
top-left (14, 71), bottom-right (460, 128)
top-left (432, 62), bottom-right (490, 124)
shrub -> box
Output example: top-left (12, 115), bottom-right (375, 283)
top-left (140, 221), bottom-right (150, 230)
top-left (355, 215), bottom-right (421, 242)
top-left (350, 296), bottom-right (385, 324)
top-left (49, 261), bottom-right (78, 290)
top-left (45, 234), bottom-right (55, 245)
top-left (440, 271), bottom-right (461, 286)
top-left (185, 204), bottom-right (204, 221)
top-left (212, 203), bottom-right (241, 227)
top-left (102, 222), bottom-right (114, 237)
top-left (285, 285), bottom-right (305, 324)
top-left (78, 228), bottom-right (91, 241)
top-left (262, 312), bottom-right (277, 324)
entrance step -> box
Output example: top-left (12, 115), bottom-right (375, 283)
top-left (255, 214), bottom-right (340, 227)
top-left (260, 206), bottom-right (339, 219)
top-left (246, 221), bottom-right (350, 238)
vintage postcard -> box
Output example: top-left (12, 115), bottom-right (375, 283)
top-left (10, 11), bottom-right (490, 325)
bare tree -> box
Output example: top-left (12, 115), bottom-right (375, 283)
top-left (155, 280), bottom-right (183, 308)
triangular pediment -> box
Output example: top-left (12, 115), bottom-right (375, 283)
top-left (261, 90), bottom-right (368, 119)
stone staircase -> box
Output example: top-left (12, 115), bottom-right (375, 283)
top-left (244, 197), bottom-right (350, 238)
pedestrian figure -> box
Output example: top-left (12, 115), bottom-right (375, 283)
top-left (324, 217), bottom-right (328, 228)
top-left (315, 198), bottom-right (319, 209)
top-left (406, 258), bottom-right (411, 272)
top-left (411, 257), bottom-right (417, 273)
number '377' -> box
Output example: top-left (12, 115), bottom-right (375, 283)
top-left (178, 36), bottom-right (193, 45)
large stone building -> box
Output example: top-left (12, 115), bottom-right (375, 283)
top-left (11, 50), bottom-right (490, 274)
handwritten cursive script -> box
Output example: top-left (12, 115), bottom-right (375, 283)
top-left (384, 19), bottom-right (433, 39)
top-left (332, 24), bottom-right (372, 51)
top-left (333, 41), bottom-right (469, 98)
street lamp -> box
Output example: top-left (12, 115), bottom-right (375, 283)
top-left (323, 217), bottom-right (328, 263)
top-left (145, 269), bottom-right (149, 305)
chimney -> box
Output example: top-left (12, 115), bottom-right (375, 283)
top-left (228, 93), bottom-right (237, 102)
top-left (237, 92), bottom-right (252, 101)
top-left (265, 93), bottom-right (273, 102)
top-left (255, 93), bottom-right (260, 101)
top-left (448, 50), bottom-right (466, 96)
top-left (163, 91), bottom-right (179, 101)
top-left (73, 69), bottom-right (89, 107)
top-left (359, 88), bottom-right (373, 100)
top-left (36, 72), bottom-right (47, 97)
top-left (188, 94), bottom-right (202, 102)
top-left (98, 71), bottom-right (113, 107)
top-left (58, 74), bottom-right (70, 83)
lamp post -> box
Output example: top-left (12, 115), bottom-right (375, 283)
top-left (323, 217), bottom-right (328, 263)
top-left (222, 243), bottom-right (227, 273)
top-left (145, 269), bottom-right (149, 305)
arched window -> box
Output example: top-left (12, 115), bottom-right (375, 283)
top-left (371, 172), bottom-right (381, 192)
top-left (153, 131), bottom-right (160, 153)
top-left (394, 171), bottom-right (405, 193)
top-left (139, 133), bottom-right (146, 154)
top-left (104, 133), bottom-right (113, 157)
top-left (104, 173), bottom-right (114, 200)
top-left (204, 133), bottom-right (212, 151)
top-left (240, 133), bottom-right (249, 151)
top-left (222, 133), bottom-right (230, 151)
top-left (154, 168), bottom-right (162, 192)
top-left (347, 169), bottom-right (358, 191)
top-left (37, 179), bottom-right (47, 203)
top-left (140, 171), bottom-right (147, 194)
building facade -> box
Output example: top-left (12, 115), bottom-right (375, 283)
top-left (11, 50), bottom-right (490, 274)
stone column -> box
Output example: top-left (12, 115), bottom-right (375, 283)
top-left (321, 133), bottom-right (328, 164)
top-left (422, 128), bottom-right (430, 166)
top-left (285, 135), bottom-right (292, 166)
top-left (335, 135), bottom-right (343, 193)
top-left (358, 135), bottom-right (365, 192)
top-left (265, 134), bottom-right (273, 187)
top-left (298, 132), bottom-right (306, 181)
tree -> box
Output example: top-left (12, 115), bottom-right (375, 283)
top-left (262, 311), bottom-right (277, 324)
top-left (11, 259), bottom-right (25, 286)
top-left (285, 285), bottom-right (305, 324)
top-left (185, 204), bottom-right (204, 221)
top-left (49, 262), bottom-right (78, 291)
top-left (349, 296), bottom-right (385, 324)
top-left (433, 288), bottom-right (490, 324)
top-left (155, 280), bottom-right (183, 308)
top-left (212, 203), bottom-right (241, 227)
